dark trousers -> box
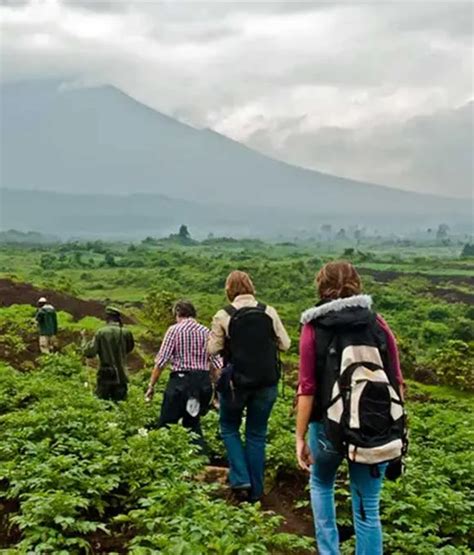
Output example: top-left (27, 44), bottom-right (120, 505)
top-left (96, 381), bottom-right (128, 402)
top-left (158, 371), bottom-right (212, 453)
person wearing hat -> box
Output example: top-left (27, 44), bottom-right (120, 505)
top-left (82, 306), bottom-right (135, 401)
top-left (35, 297), bottom-right (58, 354)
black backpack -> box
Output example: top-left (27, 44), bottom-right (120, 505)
top-left (314, 315), bottom-right (407, 467)
top-left (224, 303), bottom-right (279, 389)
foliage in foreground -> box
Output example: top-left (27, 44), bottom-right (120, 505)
top-left (379, 387), bottom-right (474, 554)
top-left (0, 355), bottom-right (311, 554)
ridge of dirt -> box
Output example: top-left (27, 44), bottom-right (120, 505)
top-left (361, 268), bottom-right (474, 287)
top-left (0, 278), bottom-right (133, 323)
top-left (428, 287), bottom-right (474, 305)
top-left (360, 269), bottom-right (474, 304)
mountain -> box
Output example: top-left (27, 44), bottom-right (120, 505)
top-left (0, 189), bottom-right (247, 239)
top-left (0, 80), bottom-right (470, 237)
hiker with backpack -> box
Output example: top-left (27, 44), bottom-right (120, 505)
top-left (82, 306), bottom-right (135, 402)
top-left (208, 270), bottom-right (291, 502)
top-left (296, 261), bottom-right (406, 555)
top-left (145, 300), bottom-right (221, 454)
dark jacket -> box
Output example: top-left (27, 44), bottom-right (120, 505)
top-left (35, 304), bottom-right (58, 336)
top-left (84, 323), bottom-right (134, 383)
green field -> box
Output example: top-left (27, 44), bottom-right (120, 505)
top-left (0, 238), bottom-right (473, 554)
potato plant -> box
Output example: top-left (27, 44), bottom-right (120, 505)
top-left (0, 356), bottom-right (312, 553)
top-left (0, 240), bottom-right (473, 553)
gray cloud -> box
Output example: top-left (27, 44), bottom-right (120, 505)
top-left (0, 0), bottom-right (29, 6)
top-left (0, 0), bottom-right (472, 197)
top-left (247, 102), bottom-right (473, 198)
top-left (60, 0), bottom-right (129, 12)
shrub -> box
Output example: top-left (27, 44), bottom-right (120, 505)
top-left (452, 318), bottom-right (474, 342)
top-left (427, 307), bottom-right (450, 322)
top-left (428, 340), bottom-right (474, 391)
top-left (420, 321), bottom-right (450, 345)
top-left (396, 337), bottom-right (417, 378)
top-left (142, 289), bottom-right (176, 333)
top-left (465, 306), bottom-right (474, 320)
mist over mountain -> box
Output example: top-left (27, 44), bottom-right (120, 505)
top-left (0, 80), bottom-right (470, 238)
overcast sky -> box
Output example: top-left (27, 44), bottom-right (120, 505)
top-left (1, 0), bottom-right (473, 198)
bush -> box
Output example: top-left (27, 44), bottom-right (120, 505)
top-left (142, 289), bottom-right (176, 334)
top-left (465, 306), bottom-right (474, 320)
top-left (396, 337), bottom-right (417, 378)
top-left (452, 318), bottom-right (474, 342)
top-left (428, 340), bottom-right (474, 391)
top-left (427, 307), bottom-right (450, 322)
top-left (420, 321), bottom-right (451, 345)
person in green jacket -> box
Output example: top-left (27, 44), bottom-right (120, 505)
top-left (35, 297), bottom-right (58, 354)
top-left (82, 307), bottom-right (135, 402)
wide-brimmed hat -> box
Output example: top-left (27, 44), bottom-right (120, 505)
top-left (105, 306), bottom-right (122, 317)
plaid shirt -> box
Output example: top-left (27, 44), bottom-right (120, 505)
top-left (155, 318), bottom-right (222, 372)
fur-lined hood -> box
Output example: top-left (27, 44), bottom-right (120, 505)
top-left (300, 294), bottom-right (373, 325)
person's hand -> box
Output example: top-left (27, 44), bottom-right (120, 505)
top-left (296, 437), bottom-right (314, 472)
top-left (145, 386), bottom-right (154, 402)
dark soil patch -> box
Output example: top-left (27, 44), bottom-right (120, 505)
top-left (361, 268), bottom-right (474, 288)
top-left (413, 367), bottom-right (439, 385)
top-left (428, 287), bottom-right (474, 305)
top-left (89, 527), bottom-right (133, 554)
top-left (407, 391), bottom-right (433, 403)
top-left (0, 330), bottom-right (38, 369)
top-left (0, 497), bottom-right (20, 548)
top-left (139, 335), bottom-right (158, 356)
top-left (0, 278), bottom-right (134, 323)
top-left (0, 325), bottom-right (144, 373)
top-left (262, 472), bottom-right (314, 540)
top-left (361, 269), bottom-right (474, 305)
top-left (127, 351), bottom-right (145, 373)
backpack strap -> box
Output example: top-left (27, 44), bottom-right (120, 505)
top-left (311, 323), bottom-right (338, 422)
top-left (256, 302), bottom-right (267, 311)
top-left (223, 305), bottom-right (237, 361)
top-left (224, 305), bottom-right (238, 317)
top-left (371, 314), bottom-right (399, 388)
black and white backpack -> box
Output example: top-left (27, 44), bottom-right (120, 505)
top-left (224, 303), bottom-right (280, 389)
top-left (302, 295), bottom-right (407, 468)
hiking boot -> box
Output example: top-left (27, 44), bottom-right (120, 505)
top-left (231, 484), bottom-right (251, 503)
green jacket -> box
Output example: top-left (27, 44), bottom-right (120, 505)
top-left (35, 305), bottom-right (58, 336)
top-left (84, 323), bottom-right (134, 383)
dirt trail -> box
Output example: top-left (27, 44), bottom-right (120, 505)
top-left (262, 473), bottom-right (315, 540)
top-left (0, 278), bottom-right (133, 323)
top-left (198, 464), bottom-right (316, 552)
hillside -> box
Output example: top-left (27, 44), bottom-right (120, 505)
top-left (0, 80), bottom-right (470, 236)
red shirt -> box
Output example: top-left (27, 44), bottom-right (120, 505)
top-left (298, 314), bottom-right (403, 396)
top-left (155, 319), bottom-right (222, 372)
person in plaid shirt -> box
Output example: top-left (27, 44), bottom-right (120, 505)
top-left (145, 300), bottom-right (221, 453)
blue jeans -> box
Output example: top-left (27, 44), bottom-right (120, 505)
top-left (219, 385), bottom-right (278, 500)
top-left (309, 422), bottom-right (387, 555)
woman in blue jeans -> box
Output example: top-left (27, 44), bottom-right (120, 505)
top-left (219, 385), bottom-right (278, 501)
top-left (296, 261), bottom-right (405, 554)
top-left (209, 271), bottom-right (291, 502)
